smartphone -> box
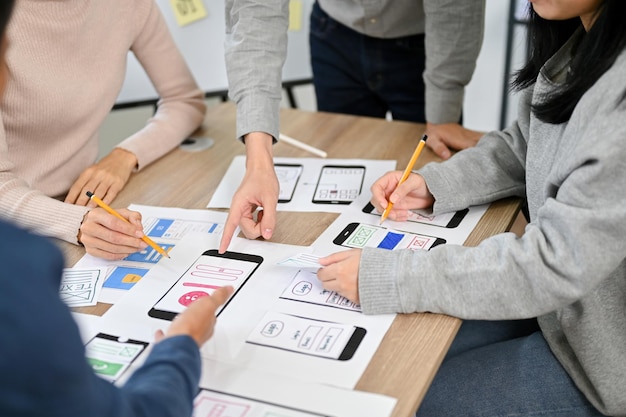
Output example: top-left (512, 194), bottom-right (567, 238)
top-left (362, 202), bottom-right (469, 228)
top-left (84, 333), bottom-right (149, 382)
top-left (274, 163), bottom-right (303, 203)
top-left (333, 222), bottom-right (446, 251)
top-left (246, 311), bottom-right (366, 361)
top-left (148, 250), bottom-right (263, 321)
top-left (312, 165), bottom-right (366, 204)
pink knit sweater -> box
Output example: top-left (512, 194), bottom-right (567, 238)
top-left (0, 0), bottom-right (206, 244)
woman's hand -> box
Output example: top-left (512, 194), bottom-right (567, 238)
top-left (65, 148), bottom-right (138, 207)
top-left (78, 207), bottom-right (147, 260)
top-left (370, 171), bottom-right (435, 222)
top-left (317, 249), bottom-right (362, 304)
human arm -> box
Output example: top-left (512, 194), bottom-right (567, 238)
top-left (0, 222), bottom-right (228, 417)
top-left (224, 0), bottom-right (288, 142)
top-left (219, 132), bottom-right (278, 252)
top-left (220, 0), bottom-right (288, 251)
top-left (115, 1), bottom-right (206, 173)
top-left (422, 0), bottom-right (485, 159)
top-left (357, 92), bottom-right (626, 320)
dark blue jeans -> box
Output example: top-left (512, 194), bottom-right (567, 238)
top-left (417, 320), bottom-right (604, 417)
top-left (309, 2), bottom-right (426, 123)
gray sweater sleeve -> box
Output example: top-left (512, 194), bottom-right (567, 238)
top-left (423, 0), bottom-right (485, 124)
top-left (358, 87), bottom-right (626, 320)
top-left (224, 0), bottom-right (289, 141)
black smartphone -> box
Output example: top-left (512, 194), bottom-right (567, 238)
top-left (148, 250), bottom-right (263, 321)
top-left (274, 163), bottom-right (303, 203)
top-left (84, 333), bottom-right (149, 382)
top-left (246, 312), bottom-right (366, 361)
top-left (312, 165), bottom-right (366, 204)
top-left (333, 222), bottom-right (446, 251)
top-left (362, 202), bottom-right (469, 228)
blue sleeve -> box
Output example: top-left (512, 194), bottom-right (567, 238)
top-left (0, 221), bottom-right (201, 417)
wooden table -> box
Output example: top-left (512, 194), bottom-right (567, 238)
top-left (63, 102), bottom-right (520, 417)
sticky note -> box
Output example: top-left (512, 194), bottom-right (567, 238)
top-left (169, 0), bottom-right (208, 27)
top-left (289, 0), bottom-right (303, 31)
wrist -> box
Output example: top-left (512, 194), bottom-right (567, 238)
top-left (111, 147), bottom-right (139, 171)
top-left (244, 132), bottom-right (274, 171)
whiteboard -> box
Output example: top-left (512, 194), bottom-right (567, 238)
top-left (116, 0), bottom-right (313, 105)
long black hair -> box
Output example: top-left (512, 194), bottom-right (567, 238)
top-left (513, 0), bottom-right (626, 124)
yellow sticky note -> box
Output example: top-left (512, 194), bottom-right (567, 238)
top-left (169, 0), bottom-right (207, 27)
top-left (289, 0), bottom-right (303, 31)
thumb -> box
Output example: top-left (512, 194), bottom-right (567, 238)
top-left (258, 207), bottom-right (275, 240)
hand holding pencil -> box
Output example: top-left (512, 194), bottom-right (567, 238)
top-left (77, 192), bottom-right (170, 260)
top-left (373, 135), bottom-right (434, 224)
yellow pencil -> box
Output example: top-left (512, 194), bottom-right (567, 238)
top-left (86, 191), bottom-right (170, 259)
top-left (380, 134), bottom-right (428, 224)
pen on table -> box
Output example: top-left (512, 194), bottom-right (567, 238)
top-left (380, 134), bottom-right (428, 224)
top-left (85, 191), bottom-right (170, 259)
top-left (278, 133), bottom-right (328, 158)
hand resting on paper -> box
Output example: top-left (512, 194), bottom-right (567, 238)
top-left (317, 249), bottom-right (362, 304)
top-left (370, 171), bottom-right (435, 222)
top-left (155, 286), bottom-right (234, 347)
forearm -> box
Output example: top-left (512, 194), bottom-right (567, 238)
top-left (119, 336), bottom-right (201, 417)
top-left (225, 0), bottom-right (288, 141)
top-left (124, 0), bottom-right (207, 170)
top-left (0, 176), bottom-right (88, 244)
top-left (423, 0), bottom-right (485, 123)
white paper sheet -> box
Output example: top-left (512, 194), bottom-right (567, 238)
top-left (73, 206), bottom-right (227, 304)
top-left (310, 193), bottom-right (489, 256)
top-left (71, 312), bottom-right (102, 344)
top-left (207, 156), bottom-right (396, 213)
top-left (99, 232), bottom-right (396, 389)
top-left (197, 359), bottom-right (397, 417)
top-left (59, 267), bottom-right (107, 307)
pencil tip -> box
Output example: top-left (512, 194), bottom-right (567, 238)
top-left (85, 191), bottom-right (93, 198)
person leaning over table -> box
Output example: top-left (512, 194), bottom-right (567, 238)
top-left (309, 0), bottom-right (485, 160)
top-left (317, 0), bottom-right (626, 415)
top-left (0, 0), bottom-right (206, 260)
top-left (0, 3), bottom-right (233, 416)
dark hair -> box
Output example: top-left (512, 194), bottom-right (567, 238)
top-left (513, 0), bottom-right (626, 124)
top-left (0, 0), bottom-right (15, 36)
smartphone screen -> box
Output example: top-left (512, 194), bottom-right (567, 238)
top-left (312, 165), bottom-right (366, 204)
top-left (85, 333), bottom-right (148, 382)
top-left (275, 163), bottom-right (303, 203)
top-left (246, 311), bottom-right (366, 361)
top-left (148, 250), bottom-right (263, 321)
top-left (362, 202), bottom-right (469, 228)
top-left (333, 222), bottom-right (446, 251)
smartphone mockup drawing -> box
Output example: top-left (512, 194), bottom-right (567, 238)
top-left (333, 222), bottom-right (446, 251)
top-left (312, 165), bottom-right (366, 204)
top-left (148, 250), bottom-right (263, 321)
top-left (246, 311), bottom-right (366, 361)
top-left (362, 202), bottom-right (469, 228)
top-left (85, 333), bottom-right (149, 382)
top-left (274, 163), bottom-right (303, 203)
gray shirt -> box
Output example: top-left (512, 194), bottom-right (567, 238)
top-left (359, 33), bottom-right (626, 416)
top-left (224, 0), bottom-right (484, 139)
